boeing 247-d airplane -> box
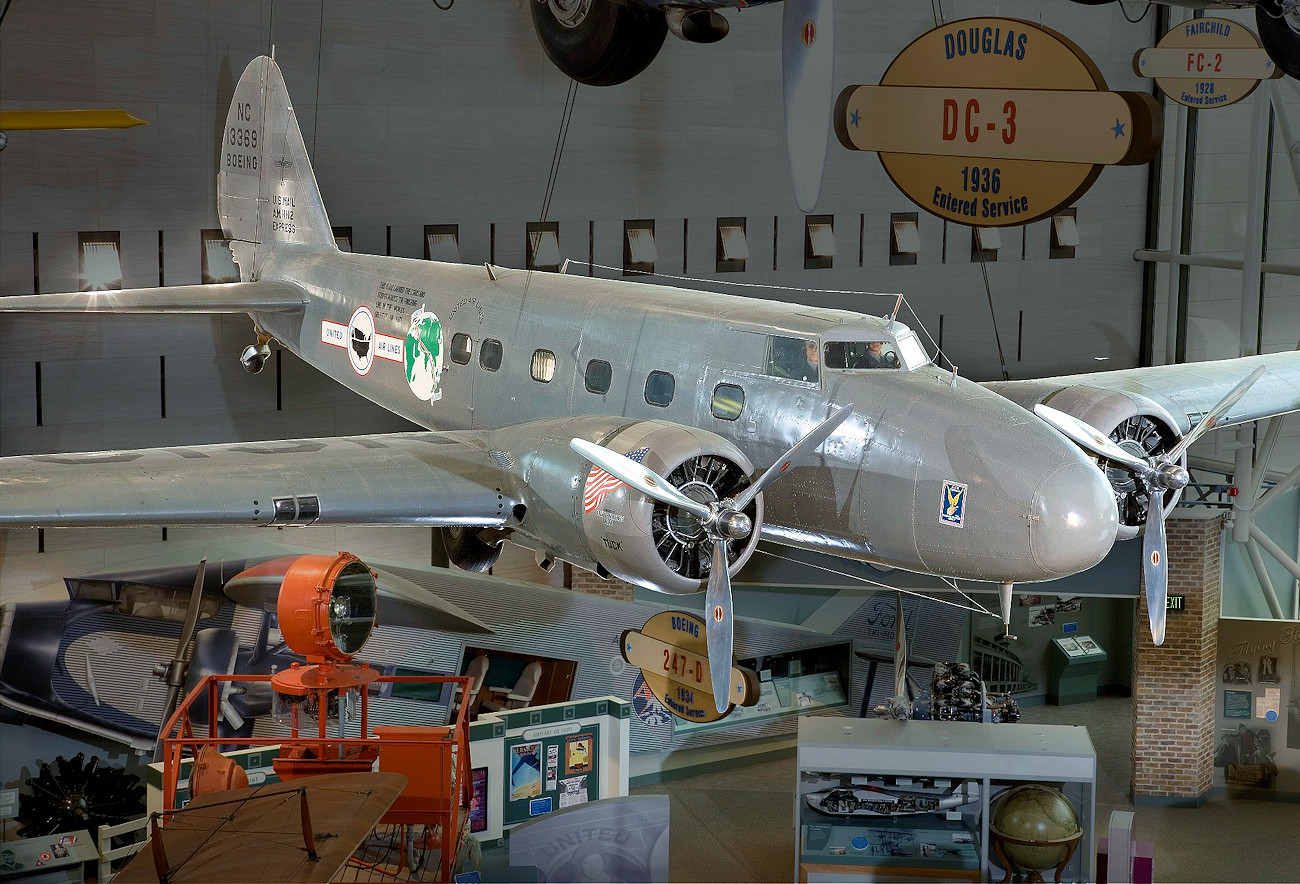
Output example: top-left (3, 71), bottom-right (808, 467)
top-left (3, 56), bottom-right (1299, 712)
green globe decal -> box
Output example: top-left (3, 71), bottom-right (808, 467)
top-left (404, 308), bottom-right (444, 402)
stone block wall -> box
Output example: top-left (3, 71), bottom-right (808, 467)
top-left (1132, 514), bottom-right (1222, 803)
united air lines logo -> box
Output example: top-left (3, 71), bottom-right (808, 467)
top-left (347, 306), bottom-right (375, 375)
top-left (404, 305), bottom-right (445, 403)
top-left (322, 305), bottom-right (404, 376)
top-left (940, 480), bottom-right (967, 527)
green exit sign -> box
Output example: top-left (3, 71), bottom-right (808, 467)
top-left (1167, 595), bottom-right (1185, 612)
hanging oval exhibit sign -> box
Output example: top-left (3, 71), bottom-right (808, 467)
top-left (834, 18), bottom-right (1162, 227)
top-left (1134, 18), bottom-right (1282, 109)
top-left (620, 611), bottom-right (759, 724)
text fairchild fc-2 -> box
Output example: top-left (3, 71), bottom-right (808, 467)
top-left (3, 56), bottom-right (1300, 712)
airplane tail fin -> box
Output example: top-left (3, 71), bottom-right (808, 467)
top-left (218, 55), bottom-right (335, 279)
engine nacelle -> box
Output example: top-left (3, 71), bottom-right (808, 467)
top-left (1037, 385), bottom-right (1184, 541)
top-left (502, 417), bottom-right (761, 595)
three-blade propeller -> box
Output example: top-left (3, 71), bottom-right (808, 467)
top-left (571, 403), bottom-right (854, 712)
top-left (1035, 365), bottom-right (1265, 645)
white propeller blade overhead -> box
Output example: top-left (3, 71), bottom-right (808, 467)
top-left (569, 438), bottom-right (711, 519)
top-left (1166, 364), bottom-right (1267, 462)
top-left (705, 540), bottom-right (736, 713)
top-left (782, 0), bottom-right (835, 213)
top-left (732, 403), bottom-right (854, 511)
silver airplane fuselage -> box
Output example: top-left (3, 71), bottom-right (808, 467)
top-left (255, 245), bottom-right (1118, 586)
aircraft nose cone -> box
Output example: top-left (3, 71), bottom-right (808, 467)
top-left (1029, 460), bottom-right (1119, 578)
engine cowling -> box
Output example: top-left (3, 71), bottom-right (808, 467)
top-left (504, 418), bottom-right (762, 594)
top-left (1037, 386), bottom-right (1184, 541)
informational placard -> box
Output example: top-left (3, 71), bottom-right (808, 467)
top-left (835, 17), bottom-right (1161, 226)
top-left (503, 724), bottom-right (601, 826)
top-left (1135, 18), bottom-right (1282, 109)
top-left (621, 611), bottom-right (758, 723)
top-left (1223, 690), bottom-right (1252, 720)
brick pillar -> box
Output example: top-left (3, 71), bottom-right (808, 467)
top-left (1131, 514), bottom-right (1222, 805)
top-left (569, 570), bottom-right (637, 602)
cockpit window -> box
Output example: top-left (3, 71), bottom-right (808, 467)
top-left (765, 335), bottom-right (819, 383)
top-left (823, 340), bottom-right (901, 370)
top-left (894, 331), bottom-right (930, 370)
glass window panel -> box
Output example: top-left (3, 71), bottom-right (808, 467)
top-left (531, 349), bottom-right (556, 383)
top-left (451, 333), bottom-right (472, 364)
top-left (711, 383), bottom-right (745, 420)
top-left (480, 339), bottom-right (503, 371)
top-left (645, 370), bottom-right (675, 406)
top-left (585, 359), bottom-right (612, 394)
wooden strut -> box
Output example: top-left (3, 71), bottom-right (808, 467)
top-left (149, 812), bottom-right (170, 883)
top-left (299, 788), bottom-right (319, 862)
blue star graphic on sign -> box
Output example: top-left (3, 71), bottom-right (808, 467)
top-left (1111, 118), bottom-right (1126, 139)
top-left (850, 109), bottom-right (861, 127)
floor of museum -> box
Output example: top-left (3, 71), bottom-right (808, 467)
top-left (620, 697), bottom-right (1300, 883)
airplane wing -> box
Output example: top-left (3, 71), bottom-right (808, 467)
top-left (112, 771), bottom-right (407, 883)
top-left (0, 432), bottom-right (521, 529)
top-left (985, 351), bottom-right (1300, 435)
top-left (0, 281), bottom-right (307, 314)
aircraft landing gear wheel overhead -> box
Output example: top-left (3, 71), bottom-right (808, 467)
top-left (240, 340), bottom-right (272, 374)
top-left (1258, 0), bottom-right (1300, 79)
top-left (442, 525), bottom-right (502, 572)
top-left (530, 0), bottom-right (668, 86)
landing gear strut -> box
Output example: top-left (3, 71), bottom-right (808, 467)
top-left (997, 582), bottom-right (1017, 642)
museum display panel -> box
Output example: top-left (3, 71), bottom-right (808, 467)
top-left (796, 717), bottom-right (1096, 883)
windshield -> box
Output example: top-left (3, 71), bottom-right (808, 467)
top-left (894, 331), bottom-right (931, 370)
top-left (821, 331), bottom-right (930, 372)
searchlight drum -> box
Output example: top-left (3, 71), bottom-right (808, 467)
top-left (270, 553), bottom-right (381, 731)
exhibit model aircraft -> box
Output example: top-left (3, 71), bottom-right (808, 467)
top-left (3, 56), bottom-right (1300, 713)
top-left (529, 0), bottom-right (834, 212)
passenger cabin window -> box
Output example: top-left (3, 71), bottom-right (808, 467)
top-left (765, 335), bottom-right (820, 383)
top-left (531, 349), bottom-right (556, 383)
top-left (824, 340), bottom-right (900, 370)
top-left (585, 360), bottom-right (612, 394)
top-left (645, 371), bottom-right (675, 407)
top-left (711, 383), bottom-right (745, 420)
top-left (480, 339), bottom-right (503, 371)
top-left (450, 333), bottom-right (473, 365)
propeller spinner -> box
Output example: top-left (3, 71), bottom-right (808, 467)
top-left (572, 402), bottom-right (854, 712)
top-left (1035, 365), bottom-right (1265, 645)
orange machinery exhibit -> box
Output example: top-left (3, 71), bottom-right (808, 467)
top-left (155, 552), bottom-right (472, 882)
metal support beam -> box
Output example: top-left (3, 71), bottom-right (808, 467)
top-left (1253, 457), bottom-right (1300, 519)
top-left (1271, 81), bottom-right (1300, 196)
top-left (1245, 527), bottom-right (1293, 619)
top-left (1165, 103), bottom-right (1189, 365)
top-left (1230, 90), bottom-right (1271, 545)
top-left (1133, 250), bottom-right (1300, 277)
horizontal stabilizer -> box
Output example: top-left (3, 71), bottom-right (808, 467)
top-left (0, 281), bottom-right (307, 314)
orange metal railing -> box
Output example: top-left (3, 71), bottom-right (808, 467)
top-left (158, 671), bottom-right (473, 882)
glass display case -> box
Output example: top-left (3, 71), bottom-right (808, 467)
top-left (796, 717), bottom-right (1096, 883)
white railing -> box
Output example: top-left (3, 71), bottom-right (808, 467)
top-left (96, 816), bottom-right (149, 882)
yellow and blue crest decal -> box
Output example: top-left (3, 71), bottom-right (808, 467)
top-left (940, 480), bottom-right (967, 527)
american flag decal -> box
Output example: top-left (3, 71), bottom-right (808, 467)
top-left (583, 447), bottom-right (650, 514)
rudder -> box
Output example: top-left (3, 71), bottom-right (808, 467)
top-left (218, 55), bottom-right (335, 279)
